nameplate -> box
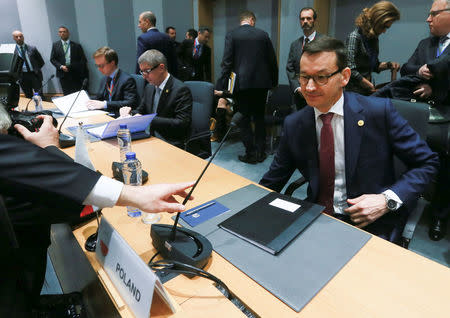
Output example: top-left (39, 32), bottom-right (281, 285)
top-left (96, 217), bottom-right (156, 318)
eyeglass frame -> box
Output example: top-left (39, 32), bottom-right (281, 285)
top-left (95, 61), bottom-right (112, 69)
top-left (428, 8), bottom-right (450, 18)
top-left (299, 69), bottom-right (342, 86)
top-left (140, 63), bottom-right (160, 76)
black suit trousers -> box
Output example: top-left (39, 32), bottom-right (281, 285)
top-left (59, 73), bottom-right (83, 95)
top-left (19, 72), bottom-right (42, 98)
top-left (235, 88), bottom-right (268, 154)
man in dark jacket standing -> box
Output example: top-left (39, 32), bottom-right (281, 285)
top-left (12, 30), bottom-right (45, 98)
top-left (50, 26), bottom-right (88, 95)
top-left (218, 10), bottom-right (278, 163)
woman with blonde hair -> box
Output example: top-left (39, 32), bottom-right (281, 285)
top-left (346, 1), bottom-right (401, 95)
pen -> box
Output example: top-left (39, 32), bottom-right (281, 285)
top-left (184, 202), bottom-right (215, 216)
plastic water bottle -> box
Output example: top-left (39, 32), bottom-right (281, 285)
top-left (122, 152), bottom-right (142, 218)
top-left (117, 124), bottom-right (131, 162)
top-left (32, 92), bottom-right (43, 112)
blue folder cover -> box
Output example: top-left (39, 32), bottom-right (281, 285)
top-left (86, 114), bottom-right (156, 139)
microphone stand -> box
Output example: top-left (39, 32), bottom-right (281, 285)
top-left (150, 113), bottom-right (242, 269)
top-left (85, 209), bottom-right (101, 252)
top-left (59, 79), bottom-right (88, 148)
top-left (25, 74), bottom-right (55, 111)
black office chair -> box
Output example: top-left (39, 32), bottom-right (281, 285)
top-left (265, 85), bottom-right (295, 153)
top-left (130, 74), bottom-right (146, 106)
top-left (184, 81), bottom-right (214, 159)
top-left (284, 99), bottom-right (431, 248)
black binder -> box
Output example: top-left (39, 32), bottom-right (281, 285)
top-left (219, 192), bottom-right (323, 255)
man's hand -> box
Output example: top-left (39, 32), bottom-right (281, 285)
top-left (344, 194), bottom-right (388, 228)
top-left (14, 115), bottom-right (59, 148)
top-left (413, 84), bottom-right (433, 99)
top-left (117, 182), bottom-right (195, 213)
top-left (418, 64), bottom-right (433, 80)
top-left (361, 78), bottom-right (376, 93)
top-left (61, 65), bottom-right (69, 72)
top-left (86, 100), bottom-right (106, 110)
top-left (119, 106), bottom-right (132, 118)
top-left (214, 90), bottom-right (224, 97)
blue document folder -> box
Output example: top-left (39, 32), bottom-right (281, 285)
top-left (180, 201), bottom-right (230, 227)
top-left (86, 114), bottom-right (156, 139)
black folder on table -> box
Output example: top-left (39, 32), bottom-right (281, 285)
top-left (219, 192), bottom-right (323, 255)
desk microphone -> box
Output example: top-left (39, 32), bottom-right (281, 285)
top-left (151, 112), bottom-right (243, 268)
top-left (58, 78), bottom-right (88, 148)
top-left (25, 74), bottom-right (56, 111)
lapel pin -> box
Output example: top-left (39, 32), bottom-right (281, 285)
top-left (358, 120), bottom-right (364, 127)
top-left (165, 89), bottom-right (169, 93)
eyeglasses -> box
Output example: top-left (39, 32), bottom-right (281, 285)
top-left (299, 69), bottom-right (341, 86)
top-left (429, 8), bottom-right (450, 17)
top-left (95, 61), bottom-right (111, 69)
top-left (140, 64), bottom-right (160, 76)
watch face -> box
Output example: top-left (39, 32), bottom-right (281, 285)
top-left (387, 199), bottom-right (396, 210)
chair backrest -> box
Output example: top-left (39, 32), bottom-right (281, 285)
top-left (130, 74), bottom-right (146, 105)
top-left (266, 84), bottom-right (294, 112)
top-left (391, 99), bottom-right (429, 179)
top-left (184, 81), bottom-right (214, 158)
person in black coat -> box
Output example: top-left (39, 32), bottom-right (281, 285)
top-left (286, 8), bottom-right (324, 110)
top-left (217, 10), bottom-right (278, 164)
top-left (0, 107), bottom-right (193, 317)
top-left (177, 26), bottom-right (212, 82)
top-left (136, 11), bottom-right (177, 75)
top-left (86, 47), bottom-right (138, 117)
top-left (50, 26), bottom-right (88, 95)
top-left (122, 49), bottom-right (192, 148)
top-left (12, 31), bottom-right (45, 98)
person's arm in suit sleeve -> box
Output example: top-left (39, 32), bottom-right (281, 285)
top-left (346, 33), bottom-right (364, 83)
top-left (286, 41), bottom-right (300, 93)
top-left (205, 47), bottom-right (212, 82)
top-left (267, 36), bottom-right (278, 88)
top-left (136, 36), bottom-right (145, 73)
top-left (218, 32), bottom-right (233, 90)
top-left (132, 86), bottom-right (150, 115)
top-left (33, 47), bottom-right (45, 70)
top-left (259, 120), bottom-right (296, 192)
top-left (50, 44), bottom-right (63, 69)
top-left (400, 40), bottom-right (426, 76)
top-left (151, 86), bottom-right (192, 133)
top-left (107, 77), bottom-right (139, 111)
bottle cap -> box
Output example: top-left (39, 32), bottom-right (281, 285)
top-left (33, 92), bottom-right (39, 95)
top-left (125, 152), bottom-right (136, 160)
top-left (119, 124), bottom-right (127, 129)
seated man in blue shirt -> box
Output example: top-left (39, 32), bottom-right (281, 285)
top-left (86, 47), bottom-right (138, 117)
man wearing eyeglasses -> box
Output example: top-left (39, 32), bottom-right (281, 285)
top-left (260, 36), bottom-right (438, 245)
top-left (86, 47), bottom-right (138, 117)
top-left (121, 49), bottom-right (192, 148)
top-left (400, 0), bottom-right (450, 241)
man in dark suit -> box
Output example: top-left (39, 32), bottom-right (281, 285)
top-left (0, 107), bottom-right (193, 317)
top-left (123, 49), bottom-right (192, 148)
top-left (12, 30), bottom-right (45, 98)
top-left (286, 7), bottom-right (323, 110)
top-left (50, 26), bottom-right (88, 95)
top-left (136, 11), bottom-right (177, 75)
top-left (86, 46), bottom-right (138, 117)
top-left (218, 10), bottom-right (278, 163)
top-left (400, 0), bottom-right (450, 241)
top-left (177, 26), bottom-right (212, 82)
top-left (166, 26), bottom-right (180, 50)
top-left (260, 37), bottom-right (439, 245)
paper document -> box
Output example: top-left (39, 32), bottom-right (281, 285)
top-left (69, 110), bottom-right (107, 118)
top-left (0, 44), bottom-right (16, 54)
top-left (51, 90), bottom-right (91, 115)
top-left (228, 72), bottom-right (236, 94)
top-left (85, 114), bottom-right (156, 139)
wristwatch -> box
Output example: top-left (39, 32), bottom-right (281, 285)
top-left (386, 61), bottom-right (393, 69)
top-left (383, 193), bottom-right (398, 212)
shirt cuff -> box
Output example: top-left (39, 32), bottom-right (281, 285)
top-left (382, 189), bottom-right (403, 210)
top-left (103, 101), bottom-right (108, 109)
top-left (83, 175), bottom-right (123, 208)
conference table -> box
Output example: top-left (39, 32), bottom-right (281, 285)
top-left (18, 98), bottom-right (450, 317)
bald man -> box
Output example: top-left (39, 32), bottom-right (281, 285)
top-left (12, 31), bottom-right (45, 98)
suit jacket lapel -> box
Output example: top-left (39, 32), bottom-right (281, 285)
top-left (301, 107), bottom-right (320, 197)
top-left (157, 76), bottom-right (173, 113)
top-left (343, 92), bottom-right (365, 186)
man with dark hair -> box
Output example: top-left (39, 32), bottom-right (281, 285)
top-left (86, 46), bottom-right (138, 117)
top-left (0, 109), bottom-right (193, 317)
top-left (399, 0), bottom-right (450, 240)
top-left (50, 26), bottom-right (88, 95)
top-left (185, 28), bottom-right (198, 40)
top-left (177, 26), bottom-right (212, 82)
top-left (166, 26), bottom-right (180, 49)
top-left (12, 30), bottom-right (45, 98)
top-left (286, 7), bottom-right (323, 110)
top-left (121, 49), bottom-right (192, 148)
top-left (218, 10), bottom-right (278, 163)
top-left (136, 11), bottom-right (177, 75)
top-left (260, 36), bottom-right (438, 245)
